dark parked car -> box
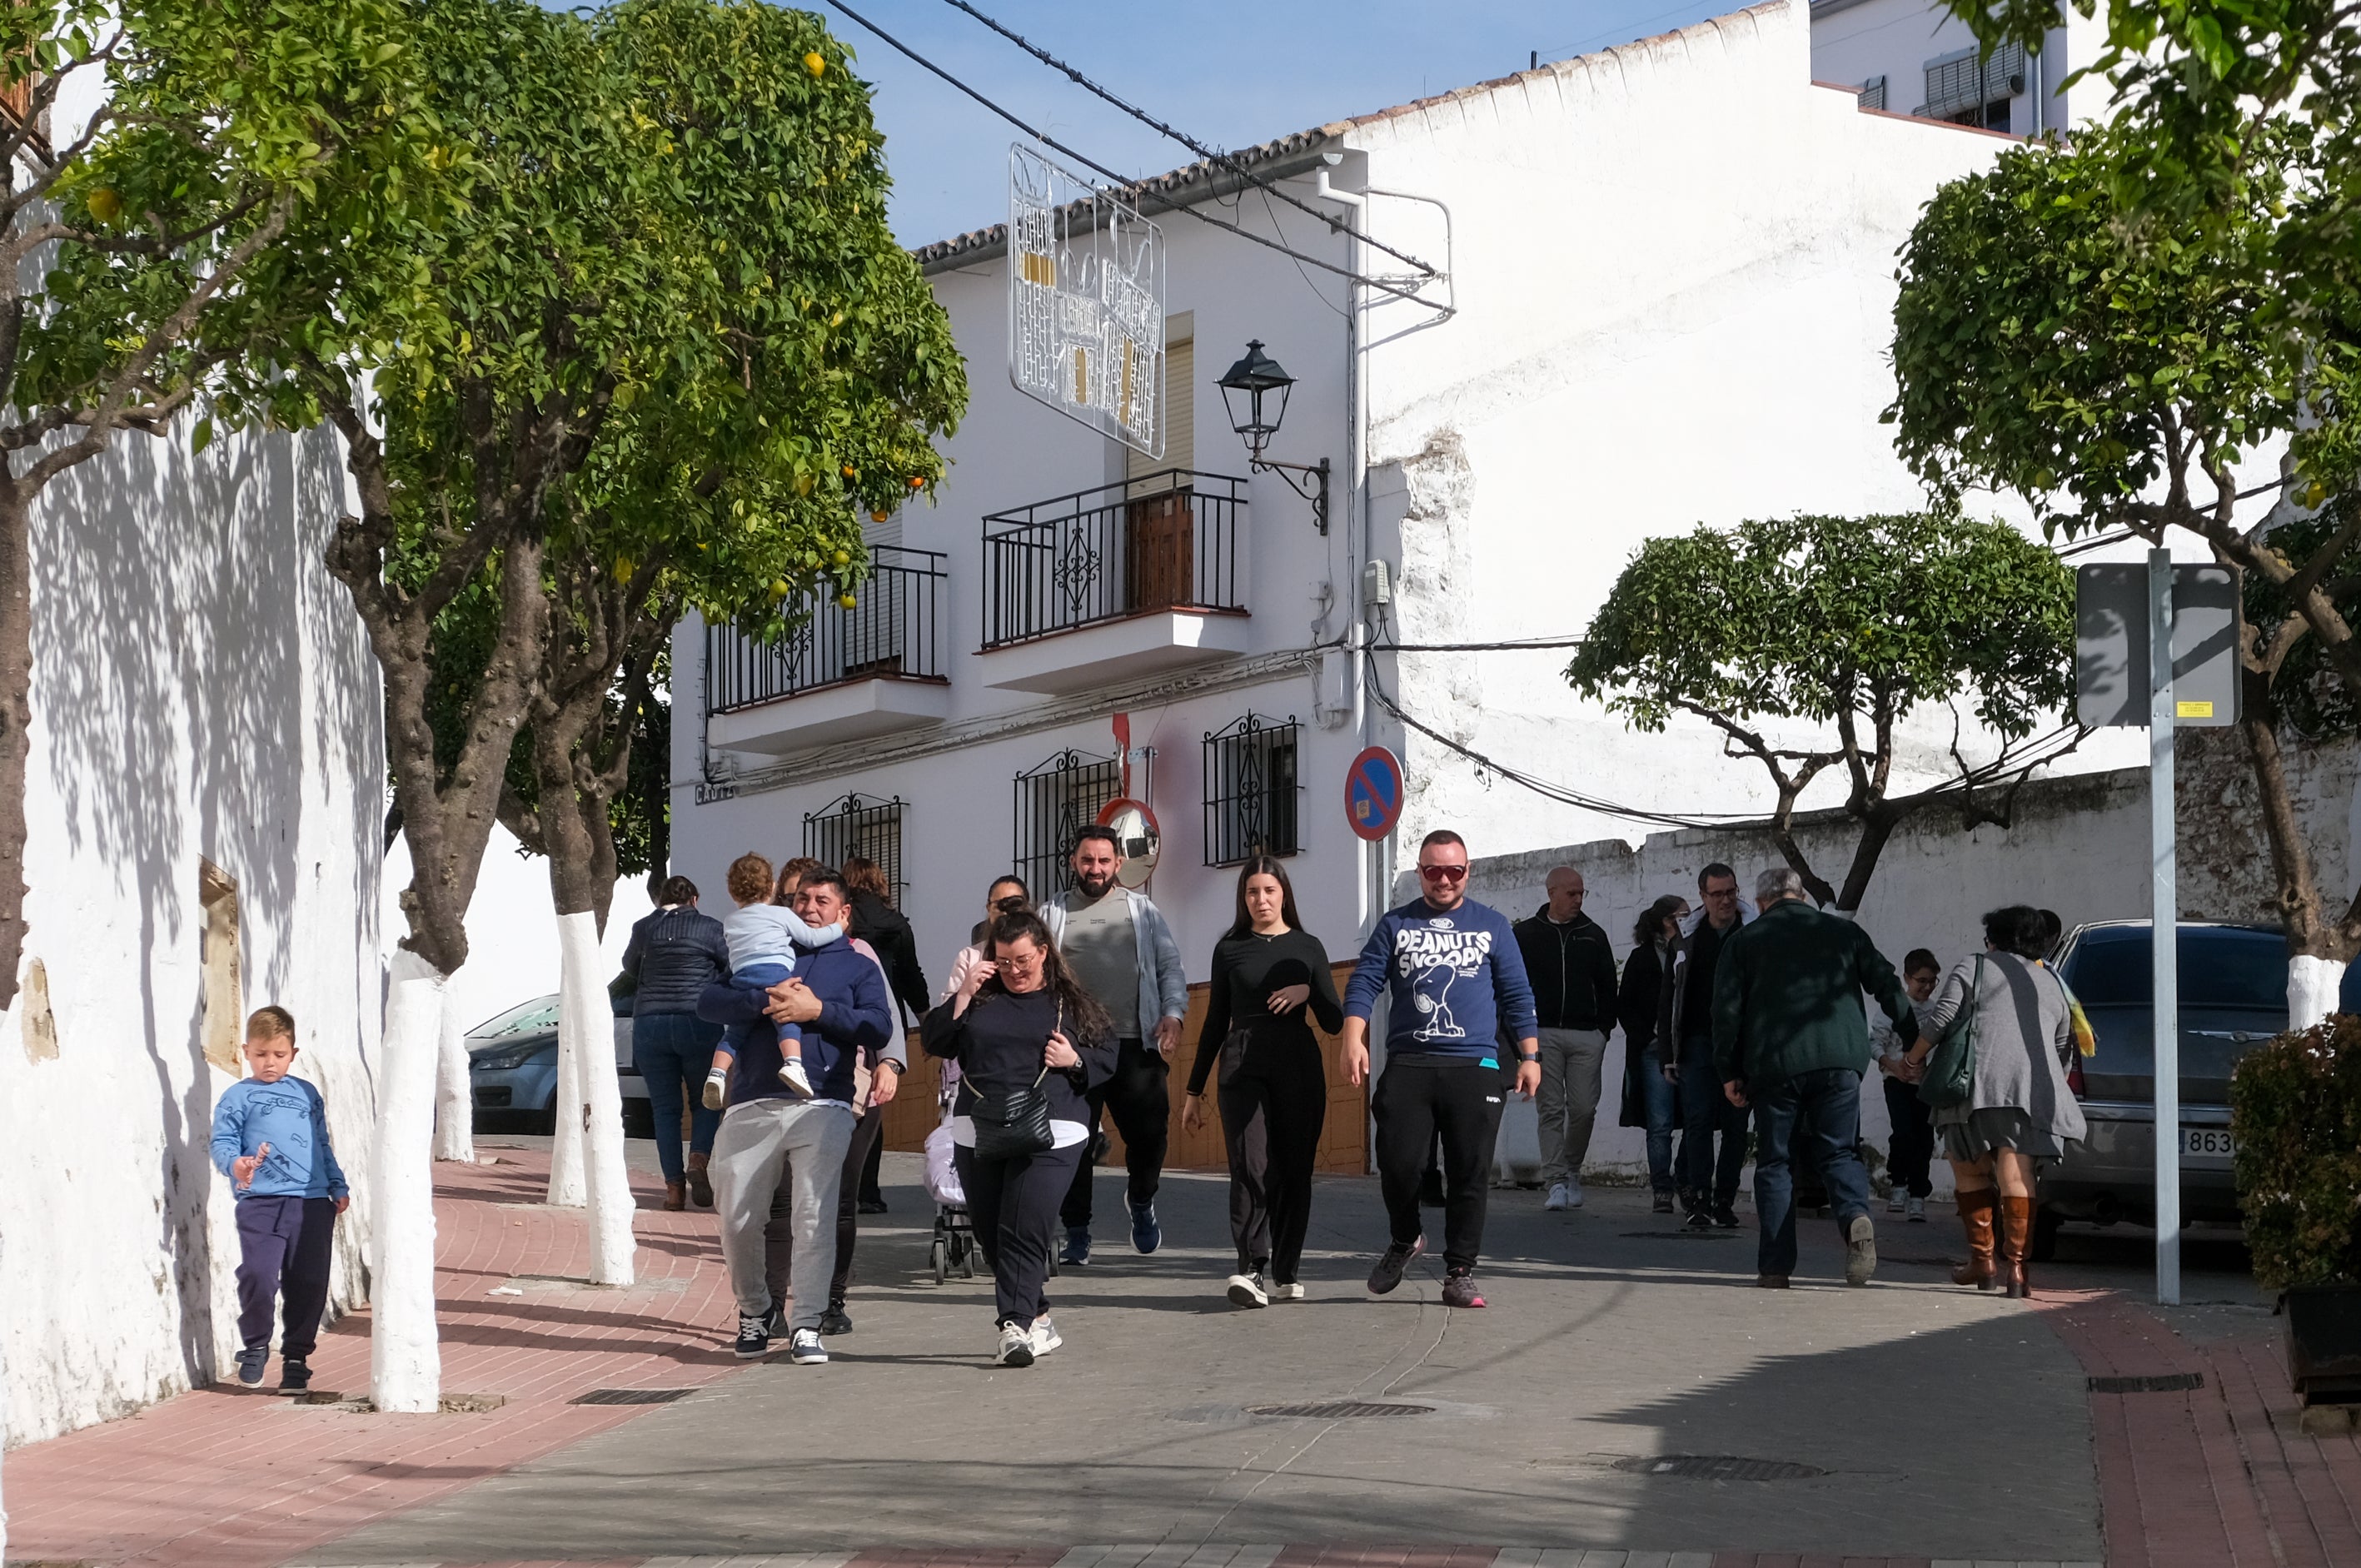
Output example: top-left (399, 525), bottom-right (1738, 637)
top-left (466, 993), bottom-right (650, 1135)
top-left (2039, 920), bottom-right (2289, 1255)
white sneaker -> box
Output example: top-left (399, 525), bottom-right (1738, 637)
top-left (995, 1322), bottom-right (1035, 1366)
top-left (702, 1071), bottom-right (730, 1111)
top-left (778, 1059), bottom-right (814, 1098)
top-left (1564, 1177), bottom-right (1585, 1209)
top-left (788, 1328), bottom-right (828, 1365)
top-left (1226, 1271), bottom-right (1269, 1308)
top-left (1887, 1192), bottom-right (1905, 1213)
top-left (1906, 1196), bottom-right (1927, 1222)
top-left (1544, 1183), bottom-right (1570, 1212)
top-left (1270, 1282), bottom-right (1307, 1302)
top-left (1029, 1314), bottom-right (1062, 1356)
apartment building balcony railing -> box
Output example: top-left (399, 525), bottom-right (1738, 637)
top-left (703, 545), bottom-right (952, 753)
top-left (977, 470), bottom-right (1251, 694)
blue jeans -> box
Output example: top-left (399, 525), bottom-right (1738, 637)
top-left (635, 1010), bottom-right (724, 1182)
top-left (1752, 1067), bottom-right (1872, 1277)
top-left (1676, 1035), bottom-right (1747, 1202)
top-left (1642, 1052), bottom-right (1679, 1192)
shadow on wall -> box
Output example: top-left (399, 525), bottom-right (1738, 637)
top-left (29, 418), bottom-right (379, 1400)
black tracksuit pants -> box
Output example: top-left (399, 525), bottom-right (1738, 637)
top-left (1883, 1075), bottom-right (1935, 1198)
top-left (1218, 1043), bottom-right (1328, 1282)
top-left (1060, 1037), bottom-right (1168, 1229)
top-left (1373, 1059), bottom-right (1505, 1273)
top-left (957, 1141), bottom-right (1084, 1327)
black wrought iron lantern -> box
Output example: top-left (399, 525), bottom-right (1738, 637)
top-left (1216, 340), bottom-right (1295, 464)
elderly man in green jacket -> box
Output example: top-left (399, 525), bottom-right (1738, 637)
top-left (1712, 866), bottom-right (1916, 1289)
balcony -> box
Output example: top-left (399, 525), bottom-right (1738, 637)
top-left (978, 470), bottom-right (1251, 694)
top-left (704, 546), bottom-right (951, 754)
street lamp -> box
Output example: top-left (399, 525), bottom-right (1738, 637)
top-left (1216, 339), bottom-right (1329, 535)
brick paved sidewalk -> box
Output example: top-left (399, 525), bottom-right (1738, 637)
top-left (4, 1148), bottom-right (744, 1568)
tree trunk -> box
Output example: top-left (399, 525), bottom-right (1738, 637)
top-left (0, 483), bottom-right (30, 1010)
top-left (432, 978), bottom-right (475, 1164)
top-left (1832, 808), bottom-right (1904, 916)
top-left (556, 907), bottom-right (635, 1284)
top-left (371, 949), bottom-right (446, 1411)
top-left (2238, 671), bottom-right (2356, 1028)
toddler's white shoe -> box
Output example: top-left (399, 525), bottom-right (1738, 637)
top-left (702, 1070), bottom-right (729, 1110)
top-left (778, 1059), bottom-right (814, 1098)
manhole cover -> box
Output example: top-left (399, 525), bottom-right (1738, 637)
top-left (1612, 1454), bottom-right (1828, 1481)
top-left (1247, 1401), bottom-right (1434, 1419)
top-left (570, 1387), bottom-right (700, 1406)
top-left (2090, 1372), bottom-right (2204, 1394)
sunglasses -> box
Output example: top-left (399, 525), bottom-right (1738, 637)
top-left (1418, 864), bottom-right (1468, 884)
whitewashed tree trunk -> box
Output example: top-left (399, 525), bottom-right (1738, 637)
top-left (2289, 953), bottom-right (2347, 1031)
top-left (372, 949), bottom-right (444, 1412)
top-left (557, 909), bottom-right (635, 1284)
top-left (431, 981), bottom-right (474, 1163)
top-left (546, 985), bottom-right (587, 1207)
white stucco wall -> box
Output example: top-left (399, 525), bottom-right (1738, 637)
top-left (0, 421), bottom-right (385, 1446)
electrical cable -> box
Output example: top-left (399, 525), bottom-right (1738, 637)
top-left (818, 0), bottom-right (1440, 310)
top-left (929, 0), bottom-right (1441, 281)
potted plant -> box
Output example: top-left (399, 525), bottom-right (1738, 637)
top-left (2231, 1016), bottom-right (2361, 1406)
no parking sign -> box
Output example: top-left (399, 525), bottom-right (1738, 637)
top-left (1344, 745), bottom-right (1404, 843)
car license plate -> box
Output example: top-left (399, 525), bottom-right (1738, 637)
top-left (2181, 1126), bottom-right (2237, 1162)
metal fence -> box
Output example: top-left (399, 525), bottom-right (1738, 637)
top-left (1202, 714), bottom-right (1301, 866)
top-left (1012, 749), bottom-right (1123, 897)
top-left (705, 546), bottom-right (947, 715)
top-left (980, 470), bottom-right (1246, 650)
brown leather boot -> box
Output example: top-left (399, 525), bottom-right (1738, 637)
top-left (1952, 1187), bottom-right (1999, 1289)
top-left (686, 1151), bottom-right (714, 1208)
top-left (1998, 1195), bottom-right (2035, 1298)
top-left (662, 1179), bottom-right (688, 1212)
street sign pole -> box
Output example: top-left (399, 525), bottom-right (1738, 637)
top-left (2148, 547), bottom-right (2182, 1307)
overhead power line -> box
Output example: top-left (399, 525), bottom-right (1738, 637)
top-left (929, 0), bottom-right (1441, 281)
top-left (819, 0), bottom-right (1441, 310)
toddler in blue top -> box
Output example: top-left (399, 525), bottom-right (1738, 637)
top-left (703, 851), bottom-right (844, 1110)
top-left (208, 1005), bottom-right (348, 1391)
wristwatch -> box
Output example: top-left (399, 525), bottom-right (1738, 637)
top-left (878, 1058), bottom-right (905, 1075)
top-left (1517, 1052), bottom-right (1540, 1063)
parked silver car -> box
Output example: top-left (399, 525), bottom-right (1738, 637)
top-left (466, 992), bottom-right (650, 1134)
top-left (2037, 920), bottom-right (2289, 1257)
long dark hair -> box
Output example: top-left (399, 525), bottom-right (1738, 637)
top-left (981, 908), bottom-right (1114, 1044)
top-left (1982, 903), bottom-right (2050, 959)
top-left (1226, 854), bottom-right (1304, 940)
top-left (1633, 894), bottom-right (1686, 947)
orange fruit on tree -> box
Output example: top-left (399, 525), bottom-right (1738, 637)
top-left (837, 592), bottom-right (857, 610)
top-left (804, 52), bottom-right (825, 77)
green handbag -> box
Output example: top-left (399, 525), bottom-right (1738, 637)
top-left (1916, 954), bottom-right (1984, 1110)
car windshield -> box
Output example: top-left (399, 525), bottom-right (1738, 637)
top-left (468, 995), bottom-right (561, 1040)
top-left (2063, 928), bottom-right (2288, 1010)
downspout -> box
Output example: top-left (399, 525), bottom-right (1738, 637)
top-left (1317, 162), bottom-right (1376, 934)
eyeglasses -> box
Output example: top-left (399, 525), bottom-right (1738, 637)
top-left (1418, 864), bottom-right (1468, 884)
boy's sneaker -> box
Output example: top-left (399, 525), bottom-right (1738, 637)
top-left (1060, 1227), bottom-right (1092, 1266)
top-left (1129, 1200), bottom-right (1161, 1254)
top-left (1442, 1269), bottom-right (1487, 1309)
top-left (702, 1071), bottom-right (730, 1111)
top-left (1226, 1270), bottom-right (1270, 1308)
top-left (734, 1313), bottom-right (771, 1359)
top-left (1682, 1203), bottom-right (1712, 1232)
top-left (1563, 1177), bottom-right (1585, 1209)
top-left (1271, 1281), bottom-right (1307, 1302)
top-left (1711, 1202), bottom-right (1741, 1229)
top-left (819, 1305), bottom-right (853, 1337)
top-left (1887, 1192), bottom-right (1907, 1213)
top-left (1544, 1182), bottom-right (1571, 1212)
top-left (994, 1322), bottom-right (1036, 1366)
top-left (1652, 1189), bottom-right (1676, 1214)
top-left (278, 1357), bottom-right (312, 1393)
top-left (1367, 1236), bottom-right (1424, 1295)
top-left (778, 1059), bottom-right (815, 1099)
top-left (1029, 1314), bottom-right (1062, 1356)
top-left (234, 1346), bottom-right (268, 1386)
top-left (788, 1328), bottom-right (828, 1365)
top-left (1906, 1196), bottom-right (1927, 1222)
top-left (1845, 1212), bottom-right (1879, 1286)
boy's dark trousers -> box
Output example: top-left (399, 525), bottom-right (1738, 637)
top-left (236, 1194), bottom-right (336, 1356)
top-left (1882, 1073), bottom-right (1936, 1199)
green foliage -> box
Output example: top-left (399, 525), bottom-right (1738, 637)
top-left (2232, 1016), bottom-right (2361, 1289)
top-left (1566, 512), bottom-right (2074, 740)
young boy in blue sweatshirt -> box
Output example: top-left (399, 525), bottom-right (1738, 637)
top-left (210, 1005), bottom-right (348, 1391)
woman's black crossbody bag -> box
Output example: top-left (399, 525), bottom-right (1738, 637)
top-left (969, 1000), bottom-right (1061, 1161)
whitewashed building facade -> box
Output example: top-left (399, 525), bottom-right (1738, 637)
top-left (1807, 0), bottom-right (2106, 133)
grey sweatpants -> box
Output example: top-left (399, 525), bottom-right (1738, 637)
top-left (1536, 1027), bottom-right (1610, 1185)
top-left (710, 1097), bottom-right (855, 1332)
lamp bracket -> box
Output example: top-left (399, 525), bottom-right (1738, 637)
top-left (1251, 455), bottom-right (1330, 535)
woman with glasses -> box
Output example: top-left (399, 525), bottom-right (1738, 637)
top-left (1183, 856), bottom-right (1342, 1307)
top-left (921, 908), bottom-right (1116, 1366)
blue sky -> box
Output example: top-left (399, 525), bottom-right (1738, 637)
top-left (803, 1), bottom-right (1739, 245)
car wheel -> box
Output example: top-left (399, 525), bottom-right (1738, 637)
top-left (2031, 1204), bottom-right (2062, 1263)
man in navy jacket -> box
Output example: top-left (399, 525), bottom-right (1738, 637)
top-left (700, 869), bottom-right (891, 1364)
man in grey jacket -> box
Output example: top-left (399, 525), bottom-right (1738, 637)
top-left (1044, 824), bottom-right (1188, 1264)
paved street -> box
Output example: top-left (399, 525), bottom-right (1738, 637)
top-left (7, 1138), bottom-right (2336, 1568)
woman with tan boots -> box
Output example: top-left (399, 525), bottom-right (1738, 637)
top-left (1900, 905), bottom-right (2086, 1297)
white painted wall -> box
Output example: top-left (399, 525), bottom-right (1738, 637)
top-left (0, 421), bottom-right (383, 1447)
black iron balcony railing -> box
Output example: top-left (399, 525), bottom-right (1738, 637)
top-left (705, 545), bottom-right (948, 716)
top-left (979, 470), bottom-right (1247, 650)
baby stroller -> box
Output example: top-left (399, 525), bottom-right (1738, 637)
top-left (921, 1059), bottom-right (1057, 1285)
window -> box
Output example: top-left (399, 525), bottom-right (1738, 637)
top-left (1202, 713), bottom-right (1301, 866)
top-left (1921, 42), bottom-right (2024, 128)
top-left (198, 859), bottom-right (242, 1074)
top-left (1126, 311), bottom-right (1193, 485)
top-left (1013, 749), bottom-right (1122, 896)
top-left (804, 793), bottom-right (907, 903)
top-left (1856, 75), bottom-right (1886, 112)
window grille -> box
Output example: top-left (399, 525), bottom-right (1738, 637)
top-left (1013, 749), bottom-right (1123, 897)
top-left (1202, 714), bottom-right (1301, 866)
top-left (1856, 75), bottom-right (1886, 112)
top-left (803, 794), bottom-right (906, 904)
top-left (1921, 42), bottom-right (2024, 122)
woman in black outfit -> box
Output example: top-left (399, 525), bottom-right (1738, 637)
top-left (843, 856), bottom-right (929, 1215)
top-left (1616, 894), bottom-right (1689, 1216)
top-left (922, 908), bottom-right (1116, 1366)
top-left (1183, 856), bottom-right (1343, 1309)
top-left (617, 876), bottom-right (733, 1211)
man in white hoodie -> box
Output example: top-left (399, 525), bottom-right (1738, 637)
top-left (1655, 862), bottom-right (1756, 1230)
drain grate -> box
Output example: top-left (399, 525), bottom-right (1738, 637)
top-left (2090, 1372), bottom-right (2204, 1395)
top-left (1247, 1401), bottom-right (1434, 1419)
top-left (1613, 1454), bottom-right (1828, 1481)
top-left (570, 1387), bottom-right (700, 1406)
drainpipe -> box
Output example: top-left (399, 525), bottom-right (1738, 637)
top-left (1317, 160), bottom-right (1377, 933)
